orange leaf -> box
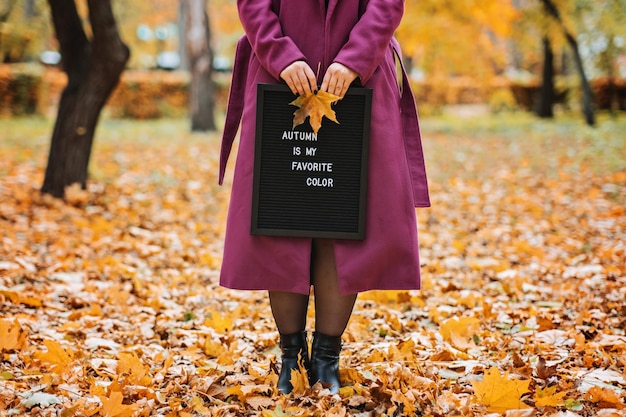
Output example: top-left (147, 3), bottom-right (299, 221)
top-left (98, 391), bottom-right (139, 417)
top-left (439, 317), bottom-right (481, 350)
top-left (534, 386), bottom-right (567, 407)
top-left (0, 319), bottom-right (27, 352)
top-left (290, 90), bottom-right (340, 134)
top-left (585, 386), bottom-right (625, 409)
top-left (226, 385), bottom-right (246, 403)
top-left (117, 352), bottom-right (151, 386)
top-left (33, 339), bottom-right (73, 374)
top-left (471, 367), bottom-right (531, 413)
top-left (0, 290), bottom-right (42, 307)
top-left (290, 360), bottom-right (309, 395)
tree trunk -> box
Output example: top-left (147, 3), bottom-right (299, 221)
top-left (177, 2), bottom-right (189, 71)
top-left (600, 36), bottom-right (618, 115)
top-left (182, 0), bottom-right (216, 131)
top-left (537, 37), bottom-right (555, 118)
top-left (42, 0), bottom-right (129, 198)
top-left (540, 0), bottom-right (595, 126)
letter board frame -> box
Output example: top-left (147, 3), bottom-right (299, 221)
top-left (251, 83), bottom-right (372, 240)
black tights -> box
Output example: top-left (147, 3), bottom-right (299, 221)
top-left (269, 239), bottom-right (357, 336)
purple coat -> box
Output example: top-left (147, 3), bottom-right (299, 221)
top-left (219, 0), bottom-right (430, 295)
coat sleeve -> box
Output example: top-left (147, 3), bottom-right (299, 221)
top-left (333, 0), bottom-right (404, 85)
top-left (237, 0), bottom-right (307, 80)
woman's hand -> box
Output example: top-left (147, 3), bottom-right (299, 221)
top-left (321, 63), bottom-right (358, 99)
top-left (280, 61), bottom-right (317, 96)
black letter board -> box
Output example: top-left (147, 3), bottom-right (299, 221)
top-left (251, 83), bottom-right (372, 240)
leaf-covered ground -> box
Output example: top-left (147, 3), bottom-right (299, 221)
top-left (1, 115), bottom-right (625, 416)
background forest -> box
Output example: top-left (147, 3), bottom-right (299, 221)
top-left (2, 0), bottom-right (626, 119)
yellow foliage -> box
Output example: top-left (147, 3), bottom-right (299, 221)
top-left (204, 311), bottom-right (233, 333)
top-left (33, 340), bottom-right (74, 375)
top-left (399, 0), bottom-right (519, 79)
top-left (117, 352), bottom-right (152, 386)
top-left (98, 391), bottom-right (139, 417)
top-left (0, 319), bottom-right (27, 352)
top-left (534, 385), bottom-right (567, 407)
top-left (439, 317), bottom-right (481, 350)
top-left (471, 367), bottom-right (531, 413)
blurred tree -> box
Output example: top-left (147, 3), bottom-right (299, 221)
top-left (0, 0), bottom-right (48, 63)
top-left (539, 0), bottom-right (595, 126)
top-left (538, 36), bottom-right (556, 118)
top-left (41, 0), bottom-right (129, 198)
top-left (573, 0), bottom-right (626, 114)
top-left (181, 0), bottom-right (216, 131)
top-left (398, 0), bottom-right (519, 80)
top-left (0, 0), bottom-right (18, 22)
top-left (113, 0), bottom-right (177, 69)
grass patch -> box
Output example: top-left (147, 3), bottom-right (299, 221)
top-left (419, 112), bottom-right (626, 181)
top-left (1, 112), bottom-right (624, 184)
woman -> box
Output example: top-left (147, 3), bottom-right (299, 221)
top-left (218, 0), bottom-right (430, 395)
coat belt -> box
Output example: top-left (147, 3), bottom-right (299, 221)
top-left (219, 36), bottom-right (251, 185)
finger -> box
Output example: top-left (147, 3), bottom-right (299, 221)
top-left (287, 76), bottom-right (299, 95)
top-left (327, 77), bottom-right (339, 96)
top-left (303, 66), bottom-right (318, 92)
top-left (336, 81), bottom-right (346, 99)
top-left (286, 79), bottom-right (296, 95)
top-left (320, 76), bottom-right (329, 93)
top-left (320, 70), bottom-right (333, 92)
top-left (297, 73), bottom-right (313, 95)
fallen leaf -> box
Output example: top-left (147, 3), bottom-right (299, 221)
top-left (534, 385), bottom-right (567, 407)
top-left (98, 391), bottom-right (139, 417)
top-left (203, 311), bottom-right (232, 333)
top-left (189, 396), bottom-right (211, 414)
top-left (117, 352), bottom-right (151, 385)
top-left (439, 316), bottom-right (481, 350)
top-left (585, 386), bottom-right (625, 409)
top-left (0, 319), bottom-right (27, 352)
top-left (471, 367), bottom-right (531, 413)
top-left (33, 339), bottom-right (73, 374)
top-left (21, 392), bottom-right (62, 409)
top-left (289, 356), bottom-right (310, 395)
top-left (536, 356), bottom-right (558, 380)
top-left (290, 90), bottom-right (340, 133)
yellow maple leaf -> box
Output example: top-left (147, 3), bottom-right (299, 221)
top-left (98, 391), bottom-right (139, 417)
top-left (439, 316), bottom-right (481, 350)
top-left (534, 386), bottom-right (567, 407)
top-left (203, 311), bottom-right (232, 333)
top-left (203, 338), bottom-right (224, 358)
top-left (289, 366), bottom-right (309, 395)
top-left (290, 90), bottom-right (340, 134)
top-left (471, 367), bottom-right (531, 413)
top-left (117, 352), bottom-right (151, 386)
top-left (33, 339), bottom-right (73, 374)
top-left (0, 319), bottom-right (27, 352)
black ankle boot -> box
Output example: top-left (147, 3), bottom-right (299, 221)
top-left (277, 331), bottom-right (310, 394)
top-left (310, 332), bottom-right (342, 394)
